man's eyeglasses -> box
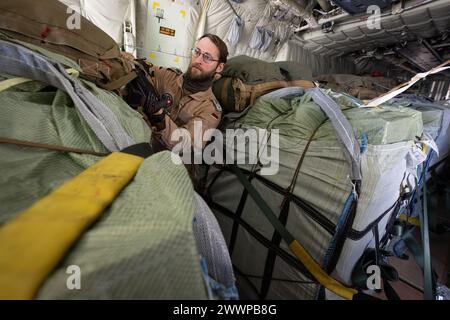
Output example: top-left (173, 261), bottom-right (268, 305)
top-left (191, 47), bottom-right (219, 65)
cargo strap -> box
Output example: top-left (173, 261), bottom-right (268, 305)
top-left (415, 164), bottom-right (435, 300)
top-left (309, 88), bottom-right (362, 181)
top-left (351, 171), bottom-right (438, 300)
top-left (260, 124), bottom-right (321, 299)
top-left (351, 228), bottom-right (437, 300)
top-left (264, 87), bottom-right (361, 180)
top-left (230, 164), bottom-right (358, 300)
top-left (0, 68), bottom-right (79, 93)
top-left (398, 214), bottom-right (420, 227)
top-left (264, 87), bottom-right (363, 291)
top-left (351, 247), bottom-right (399, 290)
top-left (0, 143), bottom-right (153, 299)
top-left (366, 60), bottom-right (450, 107)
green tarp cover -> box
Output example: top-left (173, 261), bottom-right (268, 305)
top-left (0, 43), bottom-right (207, 299)
top-left (222, 55), bottom-right (285, 83)
top-left (222, 56), bottom-right (313, 84)
top-left (208, 90), bottom-right (423, 299)
top-left (274, 61), bottom-right (313, 81)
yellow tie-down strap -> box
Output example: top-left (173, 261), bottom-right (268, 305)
top-left (0, 152), bottom-right (144, 299)
top-left (398, 213), bottom-right (421, 227)
top-left (289, 240), bottom-right (358, 300)
top-left (0, 77), bottom-right (33, 93)
top-left (0, 68), bottom-right (80, 93)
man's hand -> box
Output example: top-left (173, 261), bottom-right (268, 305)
top-left (146, 93), bottom-right (173, 116)
top-left (148, 108), bottom-right (166, 131)
top-left (147, 93), bottom-right (173, 130)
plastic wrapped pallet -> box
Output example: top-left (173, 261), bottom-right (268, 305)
top-left (382, 95), bottom-right (450, 225)
top-left (205, 88), bottom-right (423, 299)
top-left (386, 95), bottom-right (450, 171)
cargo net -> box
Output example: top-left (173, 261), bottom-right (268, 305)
top-left (201, 87), bottom-right (424, 300)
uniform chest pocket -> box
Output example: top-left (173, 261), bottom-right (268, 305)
top-left (177, 105), bottom-right (194, 123)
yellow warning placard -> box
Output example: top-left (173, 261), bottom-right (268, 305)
top-left (159, 26), bottom-right (175, 37)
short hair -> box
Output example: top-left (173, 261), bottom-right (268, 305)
top-left (199, 34), bottom-right (229, 64)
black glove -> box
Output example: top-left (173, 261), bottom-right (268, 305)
top-left (123, 59), bottom-right (173, 117)
top-left (123, 60), bottom-right (160, 112)
top-left (147, 93), bottom-right (173, 131)
top-left (144, 92), bottom-right (173, 117)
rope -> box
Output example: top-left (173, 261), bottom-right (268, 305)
top-left (225, 0), bottom-right (240, 18)
top-left (0, 137), bottom-right (109, 157)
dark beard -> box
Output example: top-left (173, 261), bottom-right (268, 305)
top-left (183, 66), bottom-right (215, 93)
top-left (187, 65), bottom-right (216, 82)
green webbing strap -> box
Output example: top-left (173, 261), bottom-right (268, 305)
top-left (414, 164), bottom-right (434, 300)
top-left (402, 231), bottom-right (424, 268)
top-left (352, 166), bottom-right (436, 301)
top-left (383, 278), bottom-right (401, 300)
top-left (230, 164), bottom-right (358, 300)
top-left (420, 164), bottom-right (434, 300)
top-left (351, 248), bottom-right (398, 293)
top-left (230, 165), bottom-right (292, 242)
top-left (402, 231), bottom-right (436, 300)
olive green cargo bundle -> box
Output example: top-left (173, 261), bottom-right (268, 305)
top-left (0, 0), bottom-right (136, 91)
top-left (213, 56), bottom-right (315, 112)
top-left (206, 87), bottom-right (423, 299)
top-left (0, 38), bottom-right (211, 299)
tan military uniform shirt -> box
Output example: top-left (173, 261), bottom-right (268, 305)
top-left (148, 66), bottom-right (222, 150)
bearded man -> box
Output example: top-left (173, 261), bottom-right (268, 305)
top-left (147, 34), bottom-right (228, 151)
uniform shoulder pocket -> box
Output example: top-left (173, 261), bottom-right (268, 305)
top-left (167, 67), bottom-right (183, 75)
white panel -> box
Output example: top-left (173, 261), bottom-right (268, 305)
top-left (58, 0), bottom-right (131, 44)
top-left (143, 0), bottom-right (200, 71)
